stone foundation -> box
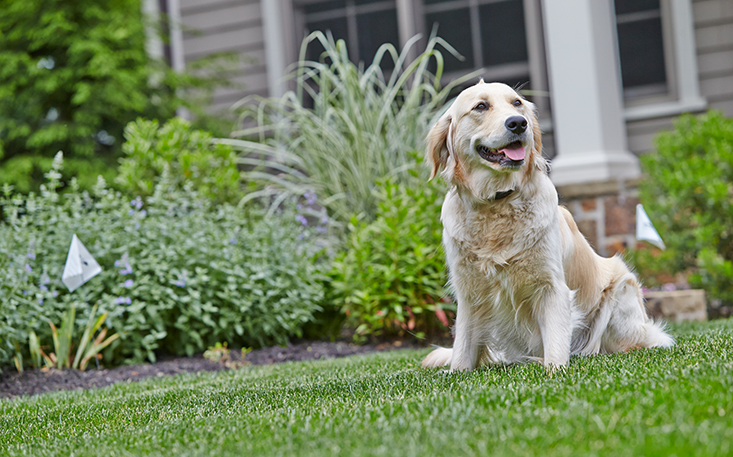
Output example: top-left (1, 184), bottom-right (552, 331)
top-left (644, 289), bottom-right (708, 323)
top-left (556, 178), bottom-right (641, 256)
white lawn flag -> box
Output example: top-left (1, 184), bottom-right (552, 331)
top-left (636, 204), bottom-right (666, 250)
top-left (61, 234), bottom-right (102, 292)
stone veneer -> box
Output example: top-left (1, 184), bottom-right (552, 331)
top-left (556, 178), bottom-right (641, 257)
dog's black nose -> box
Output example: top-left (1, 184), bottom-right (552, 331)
top-left (505, 116), bottom-right (527, 134)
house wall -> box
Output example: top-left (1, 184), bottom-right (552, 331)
top-left (179, 0), bottom-right (268, 112)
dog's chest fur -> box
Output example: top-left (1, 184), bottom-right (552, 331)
top-left (441, 185), bottom-right (564, 353)
top-left (441, 186), bottom-right (558, 275)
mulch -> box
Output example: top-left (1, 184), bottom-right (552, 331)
top-left (0, 340), bottom-right (428, 400)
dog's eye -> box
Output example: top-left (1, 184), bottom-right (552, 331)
top-left (473, 102), bottom-right (489, 112)
top-left (513, 99), bottom-right (523, 107)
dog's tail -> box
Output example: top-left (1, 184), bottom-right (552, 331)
top-left (641, 320), bottom-right (675, 348)
top-left (422, 347), bottom-right (452, 368)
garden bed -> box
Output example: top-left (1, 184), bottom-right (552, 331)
top-left (0, 340), bottom-right (418, 400)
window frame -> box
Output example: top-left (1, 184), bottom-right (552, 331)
top-left (619, 0), bottom-right (707, 121)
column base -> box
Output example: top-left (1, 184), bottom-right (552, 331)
top-left (549, 150), bottom-right (641, 187)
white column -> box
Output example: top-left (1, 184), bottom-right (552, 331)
top-left (541, 0), bottom-right (640, 186)
top-left (261, 0), bottom-right (295, 98)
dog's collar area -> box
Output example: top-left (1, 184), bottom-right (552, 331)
top-left (493, 189), bottom-right (515, 200)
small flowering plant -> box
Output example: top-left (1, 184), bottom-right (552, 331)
top-left (0, 152), bottom-right (330, 370)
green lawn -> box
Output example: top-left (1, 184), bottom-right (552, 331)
top-left (2, 319), bottom-right (732, 457)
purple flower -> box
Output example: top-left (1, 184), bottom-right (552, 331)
top-left (39, 299), bottom-right (44, 305)
top-left (304, 191), bottom-right (317, 206)
top-left (27, 252), bottom-right (36, 260)
top-left (24, 264), bottom-right (32, 273)
top-left (124, 279), bottom-right (134, 288)
top-left (316, 226), bottom-right (327, 233)
top-left (140, 209), bottom-right (147, 216)
top-left (174, 272), bottom-right (187, 288)
top-left (40, 285), bottom-right (48, 292)
top-left (126, 297), bottom-right (131, 305)
top-left (229, 237), bottom-right (237, 245)
top-left (22, 290), bottom-right (29, 296)
top-left (320, 215), bottom-right (329, 224)
top-left (662, 283), bottom-right (676, 292)
top-left (297, 203), bottom-right (303, 210)
top-left (52, 290), bottom-right (58, 297)
top-left (128, 209), bottom-right (135, 216)
top-left (116, 296), bottom-right (132, 305)
top-left (295, 214), bottom-right (308, 226)
top-left (114, 260), bottom-right (121, 267)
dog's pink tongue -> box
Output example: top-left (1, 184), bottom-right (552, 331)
top-left (500, 145), bottom-right (526, 161)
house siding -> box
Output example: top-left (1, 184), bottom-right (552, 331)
top-left (625, 0), bottom-right (733, 155)
top-left (180, 0), bottom-right (268, 111)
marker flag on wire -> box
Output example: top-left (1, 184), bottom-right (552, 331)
top-left (636, 204), bottom-right (666, 250)
top-left (61, 234), bottom-right (102, 292)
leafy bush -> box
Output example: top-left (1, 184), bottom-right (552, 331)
top-left (0, 153), bottom-right (328, 370)
top-left (0, 0), bottom-right (230, 192)
top-left (637, 110), bottom-right (733, 304)
top-left (224, 32), bottom-right (479, 224)
top-left (328, 173), bottom-right (454, 341)
top-left (117, 118), bottom-right (242, 203)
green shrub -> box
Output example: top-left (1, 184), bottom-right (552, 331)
top-left (0, 0), bottom-right (230, 192)
top-left (224, 32), bottom-right (480, 224)
top-left (117, 117), bottom-right (242, 203)
top-left (328, 174), bottom-right (454, 341)
top-left (0, 153), bottom-right (328, 370)
top-left (637, 110), bottom-right (733, 303)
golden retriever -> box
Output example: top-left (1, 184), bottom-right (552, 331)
top-left (422, 81), bottom-right (673, 371)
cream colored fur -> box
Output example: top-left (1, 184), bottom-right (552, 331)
top-left (422, 82), bottom-right (673, 371)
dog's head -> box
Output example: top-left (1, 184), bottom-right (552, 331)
top-left (426, 81), bottom-right (546, 200)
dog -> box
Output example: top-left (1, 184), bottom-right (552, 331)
top-left (421, 81), bottom-right (673, 371)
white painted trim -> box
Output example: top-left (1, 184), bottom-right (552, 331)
top-left (167, 0), bottom-right (185, 73)
top-left (669, 0), bottom-right (705, 107)
top-left (261, 0), bottom-right (291, 98)
top-left (141, 0), bottom-right (164, 61)
top-left (624, 97), bottom-right (708, 121)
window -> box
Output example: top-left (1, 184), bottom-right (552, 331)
top-left (614, 0), bottom-right (707, 119)
top-left (423, 0), bottom-right (530, 87)
top-left (295, 0), bottom-right (400, 69)
top-left (614, 0), bottom-right (669, 100)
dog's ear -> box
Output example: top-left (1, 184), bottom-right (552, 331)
top-left (426, 113), bottom-right (452, 181)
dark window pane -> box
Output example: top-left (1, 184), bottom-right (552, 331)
top-left (426, 8), bottom-right (474, 72)
top-left (304, 1), bottom-right (346, 14)
top-left (357, 8), bottom-right (399, 69)
top-left (305, 17), bottom-right (349, 61)
top-left (479, 0), bottom-right (528, 66)
top-left (614, 0), bottom-right (660, 15)
top-left (617, 17), bottom-right (667, 88)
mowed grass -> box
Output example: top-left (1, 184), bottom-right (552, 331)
top-left (1, 319), bottom-right (732, 457)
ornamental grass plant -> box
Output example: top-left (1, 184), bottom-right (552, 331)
top-left (224, 32), bottom-right (480, 225)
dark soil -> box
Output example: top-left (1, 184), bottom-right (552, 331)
top-left (0, 340), bottom-right (426, 400)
